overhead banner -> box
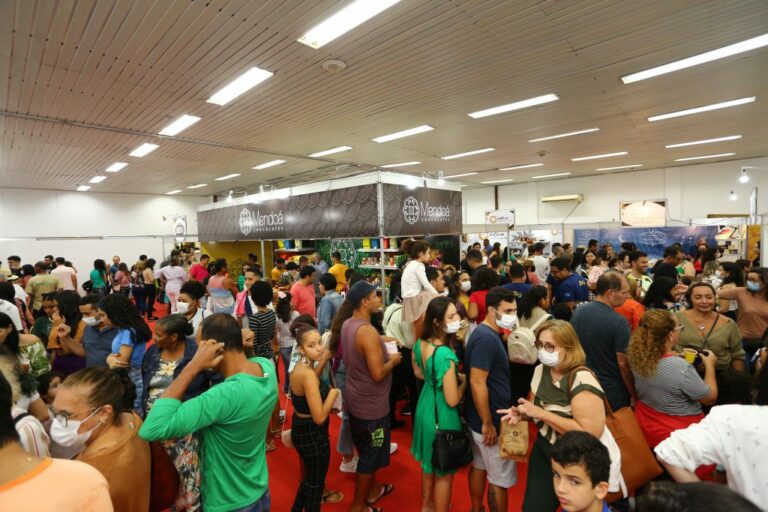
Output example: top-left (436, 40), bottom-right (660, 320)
top-left (382, 184), bottom-right (463, 236)
top-left (197, 184), bottom-right (379, 241)
top-left (573, 226), bottom-right (718, 260)
top-left (485, 209), bottom-right (516, 227)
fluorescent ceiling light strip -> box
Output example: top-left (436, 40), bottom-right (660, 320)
top-left (159, 114), bottom-right (201, 136)
top-left (621, 33), bottom-right (768, 84)
top-left (253, 159), bottom-right (286, 170)
top-left (187, 184), bottom-right (207, 189)
top-left (596, 164), bottom-right (644, 171)
top-left (207, 67), bottom-right (273, 106)
top-left (665, 135), bottom-right (742, 148)
top-left (89, 176), bottom-right (107, 184)
top-left (441, 147), bottom-right (495, 160)
top-left (675, 153), bottom-right (736, 162)
top-left (308, 146), bottom-right (352, 157)
top-left (105, 162), bottom-right (128, 172)
top-left (76, 185), bottom-right (91, 192)
top-left (532, 172), bottom-right (572, 179)
top-left (482, 179), bottom-right (515, 184)
top-left (648, 97), bottom-right (755, 122)
top-left (215, 173), bottom-right (241, 181)
top-left (444, 172), bottom-right (479, 179)
top-left (129, 143), bottom-right (159, 157)
top-left (499, 163), bottom-right (543, 170)
top-left (528, 128), bottom-right (599, 143)
top-left (468, 94), bottom-right (559, 119)
top-left (166, 190), bottom-right (182, 195)
top-left (380, 161), bottom-right (421, 168)
top-left (372, 125), bottom-right (434, 143)
top-left (298, 0), bottom-right (402, 49)
top-left (571, 151), bottom-right (628, 161)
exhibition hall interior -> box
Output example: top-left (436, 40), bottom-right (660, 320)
top-left (1, 1), bottom-right (767, 512)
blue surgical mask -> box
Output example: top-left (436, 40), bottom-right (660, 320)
top-left (747, 281), bottom-right (762, 292)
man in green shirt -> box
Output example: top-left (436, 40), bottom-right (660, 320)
top-left (140, 313), bottom-right (277, 512)
top-left (25, 261), bottom-right (62, 316)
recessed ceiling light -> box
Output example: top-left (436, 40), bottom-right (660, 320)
top-left (532, 172), bottom-right (572, 179)
top-left (381, 161), bottom-right (421, 168)
top-left (571, 151), bottom-right (628, 162)
top-left (308, 146), bottom-right (352, 157)
top-left (444, 172), bottom-right (479, 179)
top-left (215, 173), bottom-right (241, 181)
top-left (621, 33), bottom-right (768, 84)
top-left (675, 153), bottom-right (736, 162)
top-left (76, 185), bottom-right (91, 192)
top-left (482, 179), bottom-right (515, 184)
top-left (441, 147), bottom-right (495, 160)
top-left (372, 125), bottom-right (434, 143)
top-left (595, 164), bottom-right (644, 171)
top-left (89, 176), bottom-right (107, 184)
top-left (129, 143), bottom-right (159, 157)
top-left (665, 135), bottom-right (743, 148)
top-left (648, 97), bottom-right (755, 122)
top-left (498, 163), bottom-right (544, 171)
top-left (159, 114), bottom-right (201, 136)
top-left (105, 162), bottom-right (129, 172)
top-left (253, 159), bottom-right (286, 170)
top-left (297, 0), bottom-right (402, 49)
top-left (528, 128), bottom-right (599, 143)
top-left (187, 183), bottom-right (207, 189)
top-left (468, 94), bottom-right (559, 119)
top-left (166, 190), bottom-right (182, 195)
top-left (207, 67), bottom-right (273, 106)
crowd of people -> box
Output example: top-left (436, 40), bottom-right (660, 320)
top-left (0, 238), bottom-right (766, 512)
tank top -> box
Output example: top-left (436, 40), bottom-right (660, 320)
top-left (341, 317), bottom-right (391, 420)
top-left (208, 274), bottom-right (235, 307)
top-left (293, 380), bottom-right (330, 416)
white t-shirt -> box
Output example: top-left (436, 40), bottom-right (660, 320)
top-left (13, 283), bottom-right (28, 303)
top-left (0, 299), bottom-right (23, 330)
top-left (533, 255), bottom-right (550, 283)
top-left (50, 266), bottom-right (76, 291)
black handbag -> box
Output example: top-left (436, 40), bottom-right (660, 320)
top-left (430, 345), bottom-right (473, 473)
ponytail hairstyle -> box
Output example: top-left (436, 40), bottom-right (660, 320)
top-left (290, 319), bottom-right (319, 350)
top-left (401, 238), bottom-right (431, 260)
top-left (276, 293), bottom-right (293, 323)
top-left (518, 285), bottom-right (549, 320)
top-left (61, 367), bottom-right (135, 425)
top-left (628, 310), bottom-right (677, 379)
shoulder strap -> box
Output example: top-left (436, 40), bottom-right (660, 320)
top-left (431, 345), bottom-right (445, 429)
top-left (702, 314), bottom-right (719, 348)
top-left (567, 366), bottom-right (614, 416)
top-left (13, 412), bottom-right (31, 425)
top-left (529, 313), bottom-right (553, 332)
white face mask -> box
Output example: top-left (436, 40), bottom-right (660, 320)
top-left (538, 349), bottom-right (560, 367)
top-left (82, 316), bottom-right (99, 327)
top-left (445, 320), bottom-right (461, 334)
top-left (715, 270), bottom-right (723, 279)
top-left (176, 302), bottom-right (190, 314)
top-left (460, 281), bottom-right (472, 292)
top-left (50, 407), bottom-right (102, 452)
top-left (495, 311), bottom-right (518, 330)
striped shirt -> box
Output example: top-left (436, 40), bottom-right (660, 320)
top-left (530, 365), bottom-right (604, 444)
top-left (634, 356), bottom-right (709, 416)
top-left (277, 311), bottom-right (299, 349)
top-left (248, 310), bottom-right (277, 359)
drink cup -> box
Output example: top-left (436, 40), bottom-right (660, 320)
top-left (683, 348), bottom-right (698, 364)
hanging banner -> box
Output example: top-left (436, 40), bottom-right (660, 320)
top-left (382, 184), bottom-right (463, 236)
top-left (197, 184), bottom-right (379, 241)
top-left (573, 226), bottom-right (718, 260)
top-left (172, 215), bottom-right (187, 242)
top-left (485, 209), bottom-right (516, 226)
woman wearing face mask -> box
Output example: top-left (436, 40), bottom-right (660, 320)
top-left (411, 296), bottom-right (466, 512)
top-left (675, 282), bottom-right (744, 373)
top-left (52, 367), bottom-right (151, 512)
top-left (717, 267), bottom-right (768, 372)
top-left (454, 271), bottom-right (472, 313)
top-left (289, 323), bottom-right (341, 511)
top-left (497, 320), bottom-right (607, 512)
top-left (177, 280), bottom-right (208, 339)
top-left (142, 314), bottom-right (208, 512)
top-left (716, 261), bottom-right (744, 321)
top-left (630, 310), bottom-right (717, 448)
top-left (47, 290), bottom-right (86, 376)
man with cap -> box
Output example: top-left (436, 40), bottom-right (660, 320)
top-left (341, 280), bottom-right (402, 512)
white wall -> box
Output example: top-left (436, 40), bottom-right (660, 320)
top-left (462, 156), bottom-right (768, 227)
top-left (0, 189), bottom-right (208, 288)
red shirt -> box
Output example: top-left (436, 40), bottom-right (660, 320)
top-left (290, 281), bottom-right (317, 318)
top-left (189, 263), bottom-right (209, 282)
top-left (469, 290), bottom-right (489, 323)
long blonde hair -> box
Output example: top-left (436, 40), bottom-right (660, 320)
top-left (536, 320), bottom-right (586, 373)
top-left (628, 310), bottom-right (676, 378)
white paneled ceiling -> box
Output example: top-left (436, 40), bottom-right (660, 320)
top-left (1, 0), bottom-right (767, 197)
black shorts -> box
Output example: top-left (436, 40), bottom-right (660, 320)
top-left (349, 414), bottom-right (391, 474)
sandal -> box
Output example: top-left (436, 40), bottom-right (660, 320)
top-left (321, 490), bottom-right (344, 504)
top-left (366, 483), bottom-right (394, 505)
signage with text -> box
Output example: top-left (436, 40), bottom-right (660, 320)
top-left (382, 184), bottom-right (462, 236)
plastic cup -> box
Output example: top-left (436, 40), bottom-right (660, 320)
top-left (683, 348), bottom-right (698, 364)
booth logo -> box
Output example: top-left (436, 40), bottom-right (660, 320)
top-left (403, 196), bottom-right (420, 225)
top-left (239, 207), bottom-right (285, 235)
top-left (239, 208), bottom-right (253, 235)
top-left (402, 196), bottom-right (451, 225)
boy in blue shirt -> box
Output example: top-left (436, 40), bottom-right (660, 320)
top-left (551, 431), bottom-right (611, 512)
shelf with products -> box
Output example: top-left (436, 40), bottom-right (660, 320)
top-left (357, 248), bottom-right (400, 253)
top-left (273, 247), bottom-right (316, 253)
top-left (358, 265), bottom-right (399, 271)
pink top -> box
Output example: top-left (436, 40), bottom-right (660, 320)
top-left (290, 281), bottom-right (316, 318)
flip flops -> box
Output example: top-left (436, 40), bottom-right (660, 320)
top-left (366, 483), bottom-right (394, 505)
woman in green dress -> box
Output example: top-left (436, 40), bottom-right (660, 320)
top-left (411, 296), bottom-right (467, 512)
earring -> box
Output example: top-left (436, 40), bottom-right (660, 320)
top-left (301, 355), bottom-right (311, 367)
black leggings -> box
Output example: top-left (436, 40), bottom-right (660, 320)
top-left (291, 416), bottom-right (330, 512)
top-left (144, 284), bottom-right (156, 317)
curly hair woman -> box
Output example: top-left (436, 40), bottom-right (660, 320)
top-left (629, 310), bottom-right (717, 448)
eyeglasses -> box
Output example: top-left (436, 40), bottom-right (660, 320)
top-left (534, 341), bottom-right (557, 353)
top-left (52, 406), bottom-right (100, 428)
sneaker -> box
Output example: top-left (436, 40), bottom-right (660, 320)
top-left (339, 456), bottom-right (358, 473)
top-left (389, 442), bottom-right (398, 455)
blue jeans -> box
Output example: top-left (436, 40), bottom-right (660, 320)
top-left (334, 362), bottom-right (354, 456)
top-left (232, 490), bottom-right (271, 512)
top-left (279, 347), bottom-right (293, 393)
top-left (132, 286), bottom-right (146, 315)
top-left (128, 366), bottom-right (143, 417)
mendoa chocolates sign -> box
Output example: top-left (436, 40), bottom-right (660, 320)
top-left (382, 184), bottom-right (462, 236)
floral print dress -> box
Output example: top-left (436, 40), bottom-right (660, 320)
top-left (146, 358), bottom-right (202, 511)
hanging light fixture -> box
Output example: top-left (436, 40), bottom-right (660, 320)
top-left (729, 190), bottom-right (738, 201)
top-left (739, 168), bottom-right (750, 183)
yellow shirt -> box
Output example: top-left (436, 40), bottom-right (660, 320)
top-left (270, 267), bottom-right (283, 284)
top-left (329, 263), bottom-right (349, 292)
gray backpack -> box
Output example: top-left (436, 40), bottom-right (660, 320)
top-left (507, 314), bottom-right (552, 365)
